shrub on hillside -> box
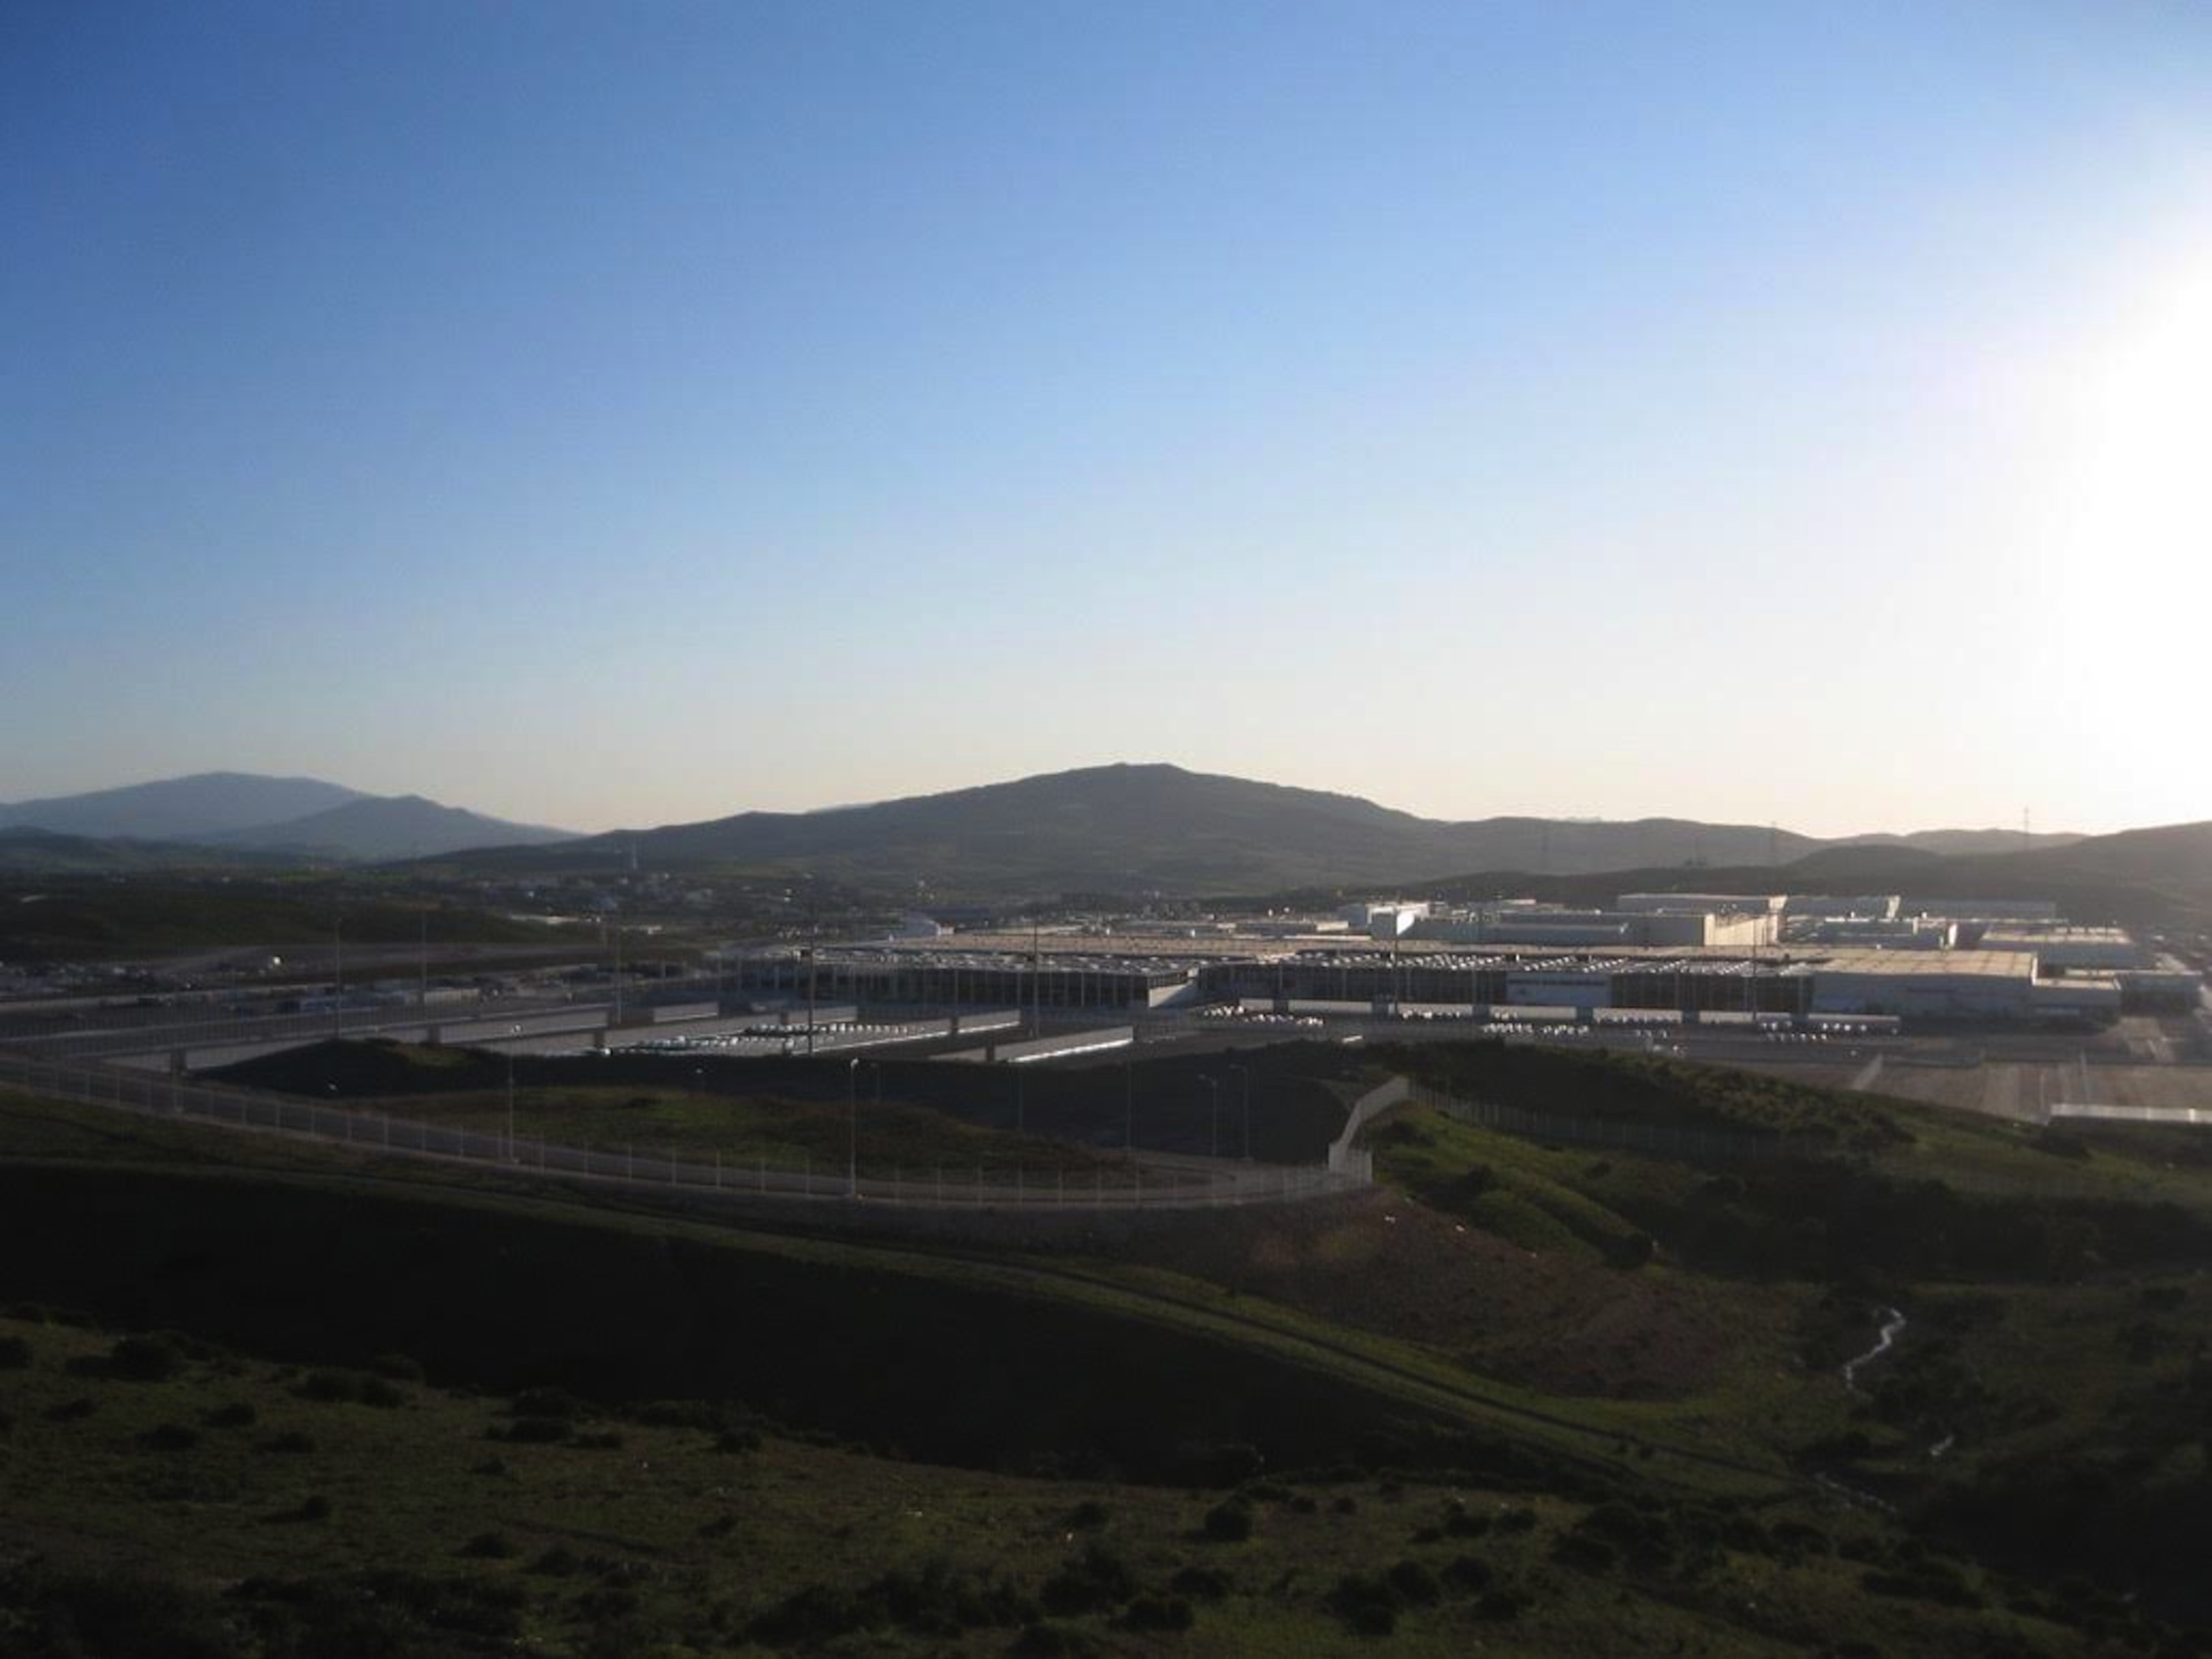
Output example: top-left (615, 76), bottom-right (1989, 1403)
top-left (1384, 1560), bottom-right (1441, 1606)
top-left (10, 1566), bottom-right (235, 1659)
top-left (297, 1368), bottom-right (406, 1406)
top-left (108, 1333), bottom-right (185, 1381)
top-left (350, 1568), bottom-right (527, 1640)
top-left (1442, 1499), bottom-right (1490, 1538)
top-left (512, 1385), bottom-right (584, 1420)
top-left (1041, 1544), bottom-right (1138, 1616)
top-left (0, 1333), bottom-right (33, 1369)
top-left (496, 1415), bottom-right (571, 1444)
top-left (1440, 1554), bottom-right (1493, 1595)
top-left (1475, 1586), bottom-right (1531, 1621)
top-left (1119, 1593), bottom-right (1195, 1632)
top-left (750, 1563), bottom-right (1038, 1646)
top-left (1328, 1573), bottom-right (1399, 1635)
top-left (1011, 1621), bottom-right (1095, 1658)
top-left (1168, 1565), bottom-right (1232, 1601)
top-left (630, 1398), bottom-right (720, 1429)
top-left (1201, 1500), bottom-right (1254, 1542)
top-left (1176, 1438), bottom-right (1265, 1485)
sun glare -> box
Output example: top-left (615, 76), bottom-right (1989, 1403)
top-left (2070, 262), bottom-right (2212, 594)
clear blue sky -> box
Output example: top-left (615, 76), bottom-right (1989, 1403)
top-left (5, 1), bottom-right (2209, 835)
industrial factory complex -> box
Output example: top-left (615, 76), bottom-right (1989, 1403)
top-left (736, 892), bottom-right (2200, 1029)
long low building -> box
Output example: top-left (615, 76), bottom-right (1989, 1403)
top-left (1208, 946), bottom-right (2114, 1022)
top-left (737, 945), bottom-right (1211, 1010)
top-left (1975, 925), bottom-right (2141, 970)
top-left (1789, 948), bottom-right (2118, 1021)
top-left (734, 937), bottom-right (2132, 1025)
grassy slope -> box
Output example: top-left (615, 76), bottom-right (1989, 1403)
top-left (211, 1038), bottom-right (1362, 1164)
top-left (0, 878), bottom-right (548, 960)
top-left (0, 1091), bottom-right (1762, 1494)
top-left (7, 1038), bottom-right (2212, 1651)
top-left (1358, 1076), bottom-right (2212, 1629)
top-left (0, 1315), bottom-right (2086, 1657)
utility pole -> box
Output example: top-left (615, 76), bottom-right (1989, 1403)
top-left (505, 1025), bottom-right (521, 1162)
top-left (847, 1057), bottom-right (859, 1198)
top-left (332, 906), bottom-right (343, 1043)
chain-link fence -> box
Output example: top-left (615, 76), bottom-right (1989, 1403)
top-left (0, 1052), bottom-right (1361, 1212)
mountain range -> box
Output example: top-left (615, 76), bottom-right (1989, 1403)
top-left (7, 764), bottom-right (2202, 927)
top-left (432, 761), bottom-right (2107, 898)
top-left (0, 775), bottom-right (572, 863)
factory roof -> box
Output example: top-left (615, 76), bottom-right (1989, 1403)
top-left (1977, 925), bottom-right (2132, 945)
top-left (748, 942), bottom-right (1210, 973)
top-left (769, 936), bottom-right (2070, 981)
top-left (1795, 949), bottom-right (2042, 979)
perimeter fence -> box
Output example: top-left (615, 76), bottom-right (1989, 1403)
top-left (0, 1052), bottom-right (1360, 1212)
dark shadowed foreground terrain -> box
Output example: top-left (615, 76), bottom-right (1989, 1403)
top-left (6, 1036), bottom-right (2212, 1653)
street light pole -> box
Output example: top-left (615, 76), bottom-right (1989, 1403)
top-left (847, 1057), bottom-right (859, 1198)
top-left (1202, 1075), bottom-right (1219, 1157)
top-left (505, 1034), bottom-right (517, 1163)
top-left (1230, 1063), bottom-right (1250, 1159)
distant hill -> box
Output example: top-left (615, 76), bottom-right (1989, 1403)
top-left (1419, 821), bottom-right (2212, 929)
top-left (438, 764), bottom-right (1811, 891)
top-left (0, 775), bottom-right (574, 864)
top-left (0, 826), bottom-right (281, 875)
top-left (431, 761), bottom-right (2099, 900)
top-left (1860, 828), bottom-right (2087, 857)
top-left (0, 773), bottom-right (364, 841)
top-left (211, 795), bottom-right (576, 861)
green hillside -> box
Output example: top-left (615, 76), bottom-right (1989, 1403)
top-left (6, 1036), bottom-right (2212, 1651)
top-left (0, 881), bottom-right (547, 959)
